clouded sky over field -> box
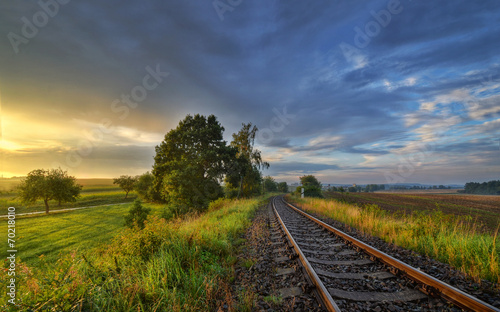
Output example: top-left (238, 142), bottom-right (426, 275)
top-left (1, 0), bottom-right (499, 184)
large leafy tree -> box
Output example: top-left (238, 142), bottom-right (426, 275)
top-left (300, 175), bottom-right (321, 188)
top-left (18, 168), bottom-right (82, 214)
top-left (151, 114), bottom-right (232, 211)
top-left (225, 123), bottom-right (269, 198)
top-left (297, 175), bottom-right (323, 198)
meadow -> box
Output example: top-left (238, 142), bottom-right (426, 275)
top-left (0, 202), bottom-right (165, 266)
top-left (0, 194), bottom-right (268, 311)
top-left (288, 195), bottom-right (500, 284)
top-left (324, 191), bottom-right (500, 233)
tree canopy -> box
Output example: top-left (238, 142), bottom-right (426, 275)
top-left (18, 168), bottom-right (82, 214)
top-left (464, 180), bottom-right (500, 195)
top-left (300, 175), bottom-right (322, 188)
top-left (277, 181), bottom-right (288, 193)
top-left (225, 123), bottom-right (269, 198)
top-left (263, 176), bottom-right (278, 192)
top-left (134, 172), bottom-right (154, 201)
top-left (151, 114), bottom-right (233, 211)
top-left (297, 175), bottom-right (323, 198)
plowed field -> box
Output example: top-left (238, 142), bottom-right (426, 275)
top-left (324, 191), bottom-right (500, 233)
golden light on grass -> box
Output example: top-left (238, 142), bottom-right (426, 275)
top-left (289, 195), bottom-right (500, 284)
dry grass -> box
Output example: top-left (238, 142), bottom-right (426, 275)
top-left (290, 195), bottom-right (500, 284)
top-left (325, 191), bottom-right (500, 233)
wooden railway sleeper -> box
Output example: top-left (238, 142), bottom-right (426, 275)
top-left (419, 284), bottom-right (441, 297)
top-left (389, 266), bottom-right (400, 276)
top-left (301, 282), bottom-right (316, 294)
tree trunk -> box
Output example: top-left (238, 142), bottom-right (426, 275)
top-left (44, 199), bottom-right (50, 214)
top-left (125, 191), bottom-right (128, 199)
top-left (237, 176), bottom-right (243, 199)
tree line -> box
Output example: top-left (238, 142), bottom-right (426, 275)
top-left (132, 115), bottom-right (291, 212)
top-left (462, 180), bottom-right (500, 195)
top-left (17, 114), bottom-right (290, 214)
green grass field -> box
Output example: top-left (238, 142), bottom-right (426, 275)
top-left (0, 202), bottom-right (165, 267)
top-left (0, 195), bottom-right (268, 311)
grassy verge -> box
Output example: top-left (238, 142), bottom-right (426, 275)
top-left (1, 196), bottom-right (268, 311)
top-left (288, 195), bottom-right (500, 284)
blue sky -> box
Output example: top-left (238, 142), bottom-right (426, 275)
top-left (0, 0), bottom-right (499, 184)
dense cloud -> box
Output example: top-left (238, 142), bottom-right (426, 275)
top-left (0, 0), bottom-right (498, 183)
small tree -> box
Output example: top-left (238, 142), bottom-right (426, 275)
top-left (113, 175), bottom-right (137, 198)
top-left (277, 181), bottom-right (288, 193)
top-left (124, 199), bottom-right (151, 229)
top-left (18, 168), bottom-right (81, 214)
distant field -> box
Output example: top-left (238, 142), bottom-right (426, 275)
top-left (0, 178), bottom-right (115, 191)
top-left (377, 188), bottom-right (463, 194)
top-left (325, 191), bottom-right (500, 233)
top-left (76, 178), bottom-right (115, 187)
top-left (0, 178), bottom-right (23, 192)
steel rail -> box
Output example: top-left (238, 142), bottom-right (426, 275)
top-left (271, 197), bottom-right (342, 312)
top-left (282, 197), bottom-right (500, 312)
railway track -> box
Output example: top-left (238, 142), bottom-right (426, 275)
top-left (271, 196), bottom-right (500, 312)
